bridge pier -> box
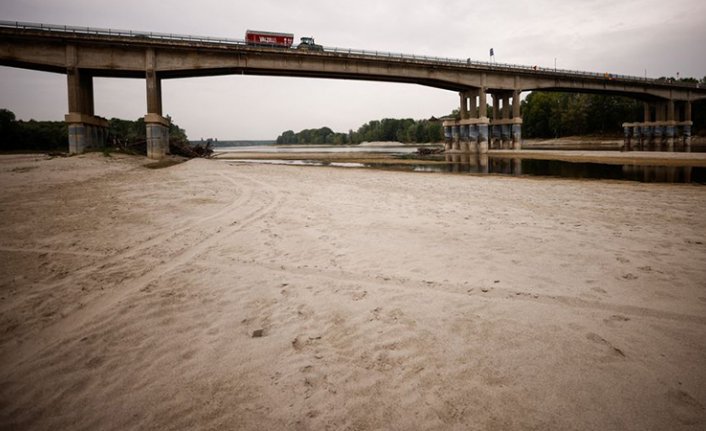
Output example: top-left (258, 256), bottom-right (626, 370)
top-left (66, 114), bottom-right (109, 154)
top-left (443, 88), bottom-right (521, 154)
top-left (144, 52), bottom-right (170, 159)
top-left (623, 99), bottom-right (692, 152)
top-left (65, 61), bottom-right (108, 154)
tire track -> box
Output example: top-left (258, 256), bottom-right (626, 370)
top-left (203, 257), bottom-right (706, 326)
top-left (3, 169), bottom-right (285, 369)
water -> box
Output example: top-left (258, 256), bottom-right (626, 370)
top-left (224, 156), bottom-right (706, 184)
top-left (214, 144), bottom-right (420, 154)
top-left (215, 144), bottom-right (706, 184)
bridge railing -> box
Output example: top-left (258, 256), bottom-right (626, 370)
top-left (0, 20), bottom-right (701, 90)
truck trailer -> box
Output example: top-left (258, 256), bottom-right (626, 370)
top-left (245, 30), bottom-right (294, 48)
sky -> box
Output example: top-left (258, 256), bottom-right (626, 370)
top-left (1, 0), bottom-right (705, 140)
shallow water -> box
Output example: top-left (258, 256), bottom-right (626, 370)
top-left (225, 156), bottom-right (706, 184)
top-left (215, 145), bottom-right (419, 154)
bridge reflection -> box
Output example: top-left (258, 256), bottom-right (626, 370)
top-left (433, 155), bottom-right (702, 183)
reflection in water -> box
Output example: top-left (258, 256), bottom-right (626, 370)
top-left (433, 155), bottom-right (703, 183)
top-left (621, 164), bottom-right (693, 183)
top-left (226, 157), bottom-right (705, 184)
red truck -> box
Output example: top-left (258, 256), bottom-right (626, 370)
top-left (245, 30), bottom-right (294, 48)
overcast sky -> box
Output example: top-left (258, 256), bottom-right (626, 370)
top-left (1, 0), bottom-right (705, 140)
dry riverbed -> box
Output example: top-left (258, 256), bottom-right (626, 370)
top-left (1, 153), bottom-right (705, 430)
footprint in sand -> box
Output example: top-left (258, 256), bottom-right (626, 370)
top-left (603, 314), bottom-right (630, 325)
top-left (586, 332), bottom-right (626, 358)
top-left (665, 389), bottom-right (705, 426)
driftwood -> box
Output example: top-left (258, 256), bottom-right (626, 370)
top-left (112, 138), bottom-right (212, 158)
top-left (169, 140), bottom-right (213, 158)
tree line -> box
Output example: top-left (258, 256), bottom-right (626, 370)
top-left (0, 109), bottom-right (67, 151)
top-left (276, 118), bottom-right (444, 145)
top-left (277, 90), bottom-right (705, 144)
top-left (0, 109), bottom-right (190, 152)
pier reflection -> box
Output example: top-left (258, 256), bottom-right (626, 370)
top-left (430, 155), bottom-right (703, 183)
top-left (442, 154), bottom-right (523, 176)
top-left (227, 157), bottom-right (706, 184)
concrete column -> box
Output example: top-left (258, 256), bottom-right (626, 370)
top-left (145, 114), bottom-right (170, 159)
top-left (684, 124), bottom-right (692, 151)
top-left (656, 102), bottom-right (666, 122)
top-left (144, 48), bottom-right (169, 159)
top-left (502, 94), bottom-right (510, 119)
top-left (450, 125), bottom-right (459, 151)
top-left (469, 125), bottom-right (479, 152)
top-left (511, 90), bottom-right (522, 150)
top-left (489, 93), bottom-right (499, 149)
top-left (478, 123), bottom-right (489, 153)
top-left (643, 102), bottom-right (651, 122)
top-left (146, 49), bottom-right (163, 116)
top-left (647, 125), bottom-right (655, 150)
top-left (65, 114), bottom-right (109, 154)
top-left (479, 90), bottom-right (487, 119)
top-left (67, 69), bottom-right (95, 116)
top-left (67, 124), bottom-right (85, 154)
top-left (444, 125), bottom-right (453, 150)
top-left (512, 123), bottom-right (522, 150)
top-left (512, 91), bottom-right (521, 119)
top-left (666, 100), bottom-right (675, 151)
top-left (491, 94), bottom-right (499, 121)
top-left (633, 126), bottom-right (640, 151)
top-left (459, 125), bottom-right (469, 152)
top-left (501, 125), bottom-right (510, 149)
top-left (623, 126), bottom-right (631, 151)
top-left (459, 91), bottom-right (468, 119)
top-left (685, 101), bottom-right (692, 122)
top-left (634, 125), bottom-right (641, 150)
top-left (468, 89), bottom-right (478, 118)
top-left (653, 122), bottom-right (663, 150)
top-left (66, 54), bottom-right (108, 154)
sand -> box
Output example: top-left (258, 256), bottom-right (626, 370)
top-left (0, 153), bottom-right (705, 430)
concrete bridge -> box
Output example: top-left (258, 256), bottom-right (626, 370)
top-left (1, 21), bottom-right (705, 158)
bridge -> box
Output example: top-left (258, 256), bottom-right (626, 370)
top-left (2, 21), bottom-right (705, 158)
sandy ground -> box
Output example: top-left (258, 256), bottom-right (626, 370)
top-left (1, 153), bottom-right (705, 430)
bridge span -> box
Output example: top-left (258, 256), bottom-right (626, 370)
top-left (1, 21), bottom-right (705, 158)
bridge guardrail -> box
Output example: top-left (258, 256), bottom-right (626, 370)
top-left (0, 20), bottom-right (701, 90)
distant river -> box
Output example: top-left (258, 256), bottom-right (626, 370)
top-left (212, 144), bottom-right (421, 154)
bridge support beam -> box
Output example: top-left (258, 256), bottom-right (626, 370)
top-left (144, 49), bottom-right (170, 159)
top-left (444, 87), bottom-right (522, 155)
top-left (512, 90), bottom-right (522, 150)
top-left (65, 65), bottom-right (108, 154)
top-left (624, 99), bottom-right (691, 152)
top-left (145, 114), bottom-right (170, 160)
top-left (684, 101), bottom-right (692, 151)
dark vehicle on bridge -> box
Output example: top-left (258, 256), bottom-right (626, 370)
top-left (297, 37), bottom-right (323, 52)
top-left (245, 30), bottom-right (293, 48)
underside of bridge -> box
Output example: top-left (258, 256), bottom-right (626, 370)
top-left (2, 23), bottom-right (705, 159)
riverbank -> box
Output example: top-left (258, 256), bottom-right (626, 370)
top-left (215, 147), bottom-right (706, 169)
top-left (1, 154), bottom-right (705, 430)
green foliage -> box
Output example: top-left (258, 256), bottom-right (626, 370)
top-left (521, 92), bottom-right (642, 138)
top-left (0, 109), bottom-right (68, 151)
top-left (276, 127), bottom-right (348, 145)
top-left (0, 109), bottom-right (192, 153)
top-left (349, 118), bottom-right (443, 144)
top-left (276, 117), bottom-right (444, 145)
